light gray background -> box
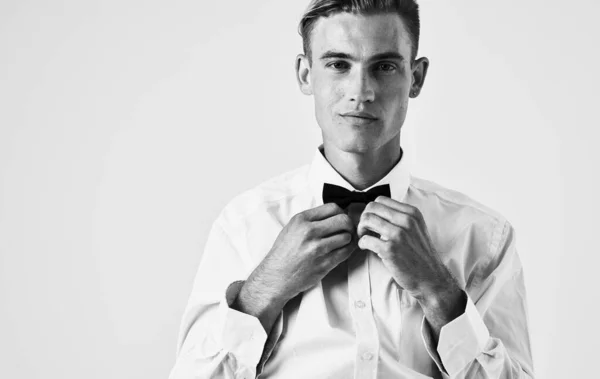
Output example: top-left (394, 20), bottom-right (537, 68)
top-left (1, 1), bottom-right (598, 378)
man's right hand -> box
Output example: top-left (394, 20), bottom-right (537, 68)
top-left (231, 203), bottom-right (357, 334)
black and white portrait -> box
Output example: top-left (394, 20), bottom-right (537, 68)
top-left (0, 1), bottom-right (597, 378)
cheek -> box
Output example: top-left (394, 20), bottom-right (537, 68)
top-left (390, 98), bottom-right (409, 121)
top-left (314, 83), bottom-right (343, 114)
top-left (313, 72), bottom-right (343, 102)
top-left (380, 76), bottom-right (409, 96)
top-left (381, 84), bottom-right (409, 110)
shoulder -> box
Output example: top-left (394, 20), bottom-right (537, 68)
top-left (409, 175), bottom-right (509, 225)
top-left (409, 176), bottom-right (519, 287)
top-left (215, 163), bottom-right (311, 230)
top-left (408, 175), bottom-right (514, 254)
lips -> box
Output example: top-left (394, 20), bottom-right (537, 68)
top-left (340, 112), bottom-right (378, 126)
top-left (341, 111), bottom-right (378, 120)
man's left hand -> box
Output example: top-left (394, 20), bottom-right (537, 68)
top-left (356, 196), bottom-right (466, 339)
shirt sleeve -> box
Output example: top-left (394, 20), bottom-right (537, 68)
top-left (168, 217), bottom-right (275, 379)
top-left (420, 221), bottom-right (535, 379)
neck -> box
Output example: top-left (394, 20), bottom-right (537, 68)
top-left (322, 137), bottom-right (402, 191)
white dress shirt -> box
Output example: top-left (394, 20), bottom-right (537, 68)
top-left (169, 144), bottom-right (534, 379)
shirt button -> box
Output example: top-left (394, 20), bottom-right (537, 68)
top-left (361, 352), bottom-right (373, 361)
top-left (354, 300), bottom-right (366, 309)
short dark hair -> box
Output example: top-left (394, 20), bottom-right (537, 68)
top-left (298, 0), bottom-right (420, 63)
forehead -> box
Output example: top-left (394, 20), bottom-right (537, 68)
top-left (310, 12), bottom-right (412, 58)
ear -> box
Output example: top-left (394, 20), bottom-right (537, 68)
top-left (295, 53), bottom-right (313, 96)
top-left (409, 57), bottom-right (429, 98)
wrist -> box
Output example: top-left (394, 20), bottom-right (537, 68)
top-left (232, 277), bottom-right (286, 334)
top-left (419, 283), bottom-right (466, 333)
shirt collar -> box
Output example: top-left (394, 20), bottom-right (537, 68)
top-left (307, 143), bottom-right (411, 206)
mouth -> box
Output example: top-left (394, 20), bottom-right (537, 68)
top-left (340, 112), bottom-right (378, 125)
top-left (341, 111), bottom-right (378, 120)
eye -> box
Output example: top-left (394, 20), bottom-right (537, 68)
top-left (376, 63), bottom-right (397, 73)
top-left (327, 61), bottom-right (350, 71)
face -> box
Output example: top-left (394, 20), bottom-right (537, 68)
top-left (296, 12), bottom-right (428, 154)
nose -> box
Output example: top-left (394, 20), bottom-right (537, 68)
top-left (347, 67), bottom-right (375, 104)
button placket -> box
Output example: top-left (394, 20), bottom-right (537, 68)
top-left (361, 351), bottom-right (374, 361)
top-left (348, 251), bottom-right (380, 379)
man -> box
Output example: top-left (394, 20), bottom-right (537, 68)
top-left (169, 0), bottom-right (533, 378)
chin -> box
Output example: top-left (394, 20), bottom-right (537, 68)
top-left (331, 135), bottom-right (380, 154)
top-left (320, 119), bottom-right (384, 153)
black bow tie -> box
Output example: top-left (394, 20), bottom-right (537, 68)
top-left (322, 183), bottom-right (391, 209)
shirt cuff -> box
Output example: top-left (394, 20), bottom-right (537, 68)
top-left (216, 280), bottom-right (269, 370)
top-left (257, 310), bottom-right (284, 376)
top-left (421, 291), bottom-right (490, 378)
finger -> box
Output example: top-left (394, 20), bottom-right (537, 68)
top-left (363, 201), bottom-right (397, 222)
top-left (373, 197), bottom-right (423, 223)
top-left (357, 212), bottom-right (396, 241)
top-left (358, 205), bottom-right (431, 258)
top-left (328, 234), bottom-right (359, 263)
top-left (357, 234), bottom-right (391, 259)
top-left (367, 200), bottom-right (425, 234)
top-left (303, 202), bottom-right (345, 221)
top-left (319, 231), bottom-right (353, 253)
top-left (313, 213), bottom-right (354, 237)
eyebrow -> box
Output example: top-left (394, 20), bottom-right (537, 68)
top-left (319, 50), bottom-right (406, 62)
